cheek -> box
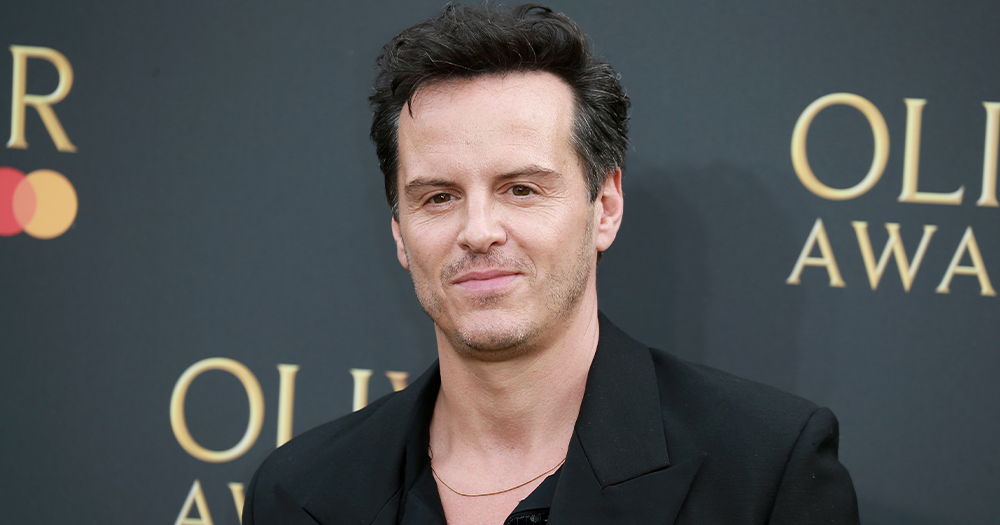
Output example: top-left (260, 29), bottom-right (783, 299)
top-left (405, 220), bottom-right (455, 269)
top-left (509, 207), bottom-right (590, 254)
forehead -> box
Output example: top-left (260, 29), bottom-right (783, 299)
top-left (396, 71), bottom-right (579, 183)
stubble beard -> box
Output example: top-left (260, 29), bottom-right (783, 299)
top-left (406, 216), bottom-right (596, 360)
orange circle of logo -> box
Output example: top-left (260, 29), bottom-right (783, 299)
top-left (0, 167), bottom-right (77, 239)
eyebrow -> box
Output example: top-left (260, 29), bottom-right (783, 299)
top-left (496, 165), bottom-right (562, 181)
top-left (403, 178), bottom-right (456, 197)
top-left (403, 165), bottom-right (561, 194)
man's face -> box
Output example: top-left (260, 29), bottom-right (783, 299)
top-left (391, 71), bottom-right (621, 358)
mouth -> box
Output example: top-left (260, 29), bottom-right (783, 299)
top-left (451, 269), bottom-right (521, 293)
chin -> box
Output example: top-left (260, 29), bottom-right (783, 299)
top-left (447, 310), bottom-right (541, 358)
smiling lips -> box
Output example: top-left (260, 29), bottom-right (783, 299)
top-left (451, 269), bottom-right (521, 293)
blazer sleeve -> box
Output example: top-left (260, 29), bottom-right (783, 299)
top-left (768, 407), bottom-right (860, 524)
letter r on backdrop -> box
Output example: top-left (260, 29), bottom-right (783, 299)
top-left (8, 45), bottom-right (76, 152)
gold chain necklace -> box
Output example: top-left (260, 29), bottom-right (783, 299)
top-left (428, 444), bottom-right (566, 498)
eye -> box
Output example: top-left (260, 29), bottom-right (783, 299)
top-left (510, 185), bottom-right (533, 196)
top-left (429, 193), bottom-right (452, 204)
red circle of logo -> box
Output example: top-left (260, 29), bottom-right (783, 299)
top-left (0, 167), bottom-right (29, 236)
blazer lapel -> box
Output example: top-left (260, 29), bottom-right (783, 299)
top-left (548, 314), bottom-right (704, 524)
top-left (550, 436), bottom-right (704, 524)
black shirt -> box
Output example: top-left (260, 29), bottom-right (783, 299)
top-left (399, 463), bottom-right (560, 525)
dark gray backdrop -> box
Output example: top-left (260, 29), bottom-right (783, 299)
top-left (1, 1), bottom-right (997, 523)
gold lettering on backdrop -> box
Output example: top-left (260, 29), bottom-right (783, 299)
top-left (791, 93), bottom-right (889, 200)
top-left (385, 370), bottom-right (409, 392)
top-left (979, 102), bottom-right (1000, 207)
top-left (276, 364), bottom-right (299, 447)
top-left (7, 45), bottom-right (76, 152)
top-left (937, 227), bottom-right (996, 296)
top-left (170, 358), bottom-right (265, 463)
top-left (787, 218), bottom-right (846, 287)
top-left (352, 369), bottom-right (411, 410)
top-left (168, 365), bottom-right (412, 524)
top-left (852, 222), bottom-right (937, 291)
top-left (898, 99), bottom-right (965, 205)
top-left (350, 368), bottom-right (373, 411)
top-left (228, 483), bottom-right (245, 524)
top-left (174, 479), bottom-right (214, 525)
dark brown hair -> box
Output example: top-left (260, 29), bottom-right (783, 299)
top-left (370, 3), bottom-right (630, 217)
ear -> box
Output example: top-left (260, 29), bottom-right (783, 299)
top-left (594, 168), bottom-right (624, 252)
top-left (391, 217), bottom-right (409, 270)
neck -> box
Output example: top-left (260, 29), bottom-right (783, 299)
top-left (430, 291), bottom-right (600, 467)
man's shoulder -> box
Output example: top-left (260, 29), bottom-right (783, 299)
top-left (650, 346), bottom-right (818, 416)
top-left (242, 392), bottom-right (408, 524)
top-left (630, 344), bottom-right (857, 522)
top-left (245, 365), bottom-right (438, 525)
top-left (596, 313), bottom-right (821, 441)
top-left (646, 345), bottom-right (824, 462)
top-left (252, 390), bottom-right (405, 490)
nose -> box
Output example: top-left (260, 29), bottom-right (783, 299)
top-left (457, 194), bottom-right (506, 253)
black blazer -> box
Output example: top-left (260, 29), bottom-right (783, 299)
top-left (244, 314), bottom-right (859, 524)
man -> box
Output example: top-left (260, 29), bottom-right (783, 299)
top-left (244, 4), bottom-right (859, 524)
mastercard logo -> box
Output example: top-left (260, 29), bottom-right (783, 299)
top-left (0, 167), bottom-right (78, 239)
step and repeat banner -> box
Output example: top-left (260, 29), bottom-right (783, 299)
top-left (1, 1), bottom-right (996, 524)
